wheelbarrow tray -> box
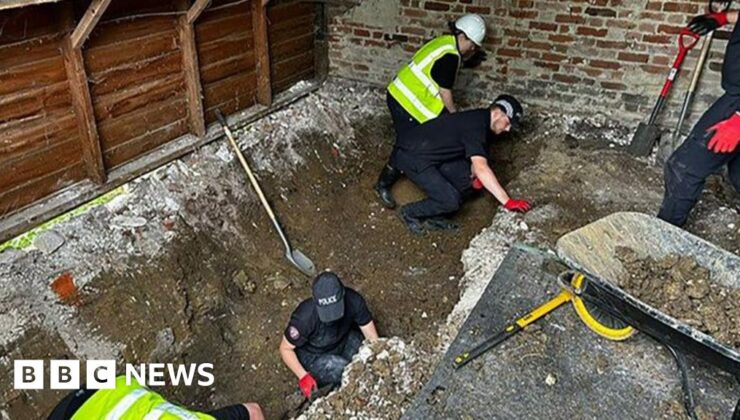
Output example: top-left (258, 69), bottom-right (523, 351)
top-left (556, 212), bottom-right (740, 376)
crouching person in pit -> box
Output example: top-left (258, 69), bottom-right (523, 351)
top-left (279, 272), bottom-right (379, 399)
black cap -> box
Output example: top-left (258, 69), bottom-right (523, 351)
top-left (492, 94), bottom-right (523, 129)
top-left (312, 272), bottom-right (345, 322)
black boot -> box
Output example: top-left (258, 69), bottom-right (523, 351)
top-left (399, 206), bottom-right (425, 235)
top-left (375, 164), bottom-right (401, 209)
top-left (424, 217), bottom-right (459, 232)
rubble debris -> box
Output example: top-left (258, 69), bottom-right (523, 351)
top-left (33, 230), bottom-right (65, 254)
top-left (111, 215), bottom-right (148, 228)
top-left (50, 273), bottom-right (79, 306)
top-left (298, 338), bottom-right (433, 419)
top-left (616, 247), bottom-right (740, 348)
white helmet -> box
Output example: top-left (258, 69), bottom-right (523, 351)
top-left (454, 14), bottom-right (486, 46)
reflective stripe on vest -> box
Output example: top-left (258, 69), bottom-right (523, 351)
top-left (388, 35), bottom-right (460, 123)
top-left (72, 376), bottom-right (215, 420)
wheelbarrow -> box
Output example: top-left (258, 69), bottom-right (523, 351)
top-left (556, 212), bottom-right (739, 417)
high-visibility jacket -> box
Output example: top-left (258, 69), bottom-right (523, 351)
top-left (387, 35), bottom-right (461, 124)
top-left (72, 376), bottom-right (214, 420)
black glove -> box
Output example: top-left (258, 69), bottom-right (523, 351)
top-left (463, 50), bottom-right (487, 69)
top-left (687, 12), bottom-right (729, 36)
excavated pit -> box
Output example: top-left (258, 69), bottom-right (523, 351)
top-left (1, 80), bottom-right (739, 419)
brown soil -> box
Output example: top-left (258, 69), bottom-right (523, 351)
top-left (64, 104), bottom-right (739, 419)
top-left (616, 247), bottom-right (740, 349)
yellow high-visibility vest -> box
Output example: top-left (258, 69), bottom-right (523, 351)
top-left (387, 35), bottom-right (460, 124)
top-left (72, 376), bottom-right (215, 420)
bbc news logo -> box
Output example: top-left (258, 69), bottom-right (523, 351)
top-left (14, 360), bottom-right (214, 390)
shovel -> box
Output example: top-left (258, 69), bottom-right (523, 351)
top-left (215, 109), bottom-right (317, 277)
top-left (627, 28), bottom-right (700, 156)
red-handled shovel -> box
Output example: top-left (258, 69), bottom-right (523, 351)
top-left (627, 28), bottom-right (701, 156)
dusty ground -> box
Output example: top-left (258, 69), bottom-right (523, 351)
top-left (616, 247), bottom-right (740, 348)
top-left (1, 79), bottom-right (738, 419)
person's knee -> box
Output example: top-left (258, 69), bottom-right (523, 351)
top-left (313, 355), bottom-right (349, 386)
top-left (729, 160), bottom-right (740, 192)
top-left (243, 402), bottom-right (264, 420)
top-left (437, 190), bottom-right (462, 213)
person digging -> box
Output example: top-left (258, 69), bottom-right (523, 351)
top-left (658, 9), bottom-right (740, 226)
top-left (375, 13), bottom-right (489, 209)
top-left (279, 272), bottom-right (379, 400)
top-left (393, 94), bottom-right (532, 234)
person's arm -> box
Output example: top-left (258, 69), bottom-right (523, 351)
top-left (440, 88), bottom-right (457, 113)
top-left (471, 156), bottom-right (532, 212)
top-left (279, 336), bottom-right (308, 379)
top-left (470, 156), bottom-right (509, 205)
top-left (359, 321), bottom-right (379, 342)
top-left (729, 10), bottom-right (738, 24)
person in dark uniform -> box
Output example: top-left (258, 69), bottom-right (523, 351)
top-left (48, 376), bottom-right (264, 420)
top-left (393, 94), bottom-right (532, 234)
top-left (279, 272), bottom-right (379, 399)
top-left (658, 9), bottom-right (740, 226)
top-left (375, 14), bottom-right (489, 209)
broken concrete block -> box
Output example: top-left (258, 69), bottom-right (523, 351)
top-left (34, 231), bottom-right (65, 254)
top-left (0, 248), bottom-right (23, 265)
top-left (111, 215), bottom-right (148, 228)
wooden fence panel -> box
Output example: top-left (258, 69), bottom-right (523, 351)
top-left (86, 8), bottom-right (188, 170)
top-left (268, 0), bottom-right (316, 93)
top-left (195, 3), bottom-right (257, 124)
top-left (0, 4), bottom-right (87, 216)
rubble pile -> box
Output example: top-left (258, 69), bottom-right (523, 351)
top-left (299, 338), bottom-right (433, 419)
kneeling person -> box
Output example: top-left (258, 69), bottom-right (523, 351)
top-left (394, 95), bottom-right (531, 234)
top-left (48, 375), bottom-right (264, 420)
top-left (279, 272), bottom-right (379, 399)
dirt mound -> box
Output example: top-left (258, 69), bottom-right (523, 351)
top-left (298, 338), bottom-right (433, 419)
top-left (616, 247), bottom-right (740, 348)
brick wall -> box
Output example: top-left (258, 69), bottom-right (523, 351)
top-left (327, 0), bottom-right (733, 148)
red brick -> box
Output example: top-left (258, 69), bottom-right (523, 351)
top-left (424, 1), bottom-right (449, 11)
top-left (529, 21), bottom-right (559, 32)
top-left (590, 59), bottom-right (621, 70)
top-left (617, 52), bottom-right (650, 63)
top-left (577, 26), bottom-right (608, 37)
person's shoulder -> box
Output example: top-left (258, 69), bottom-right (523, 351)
top-left (292, 298), bottom-right (317, 320)
top-left (344, 288), bottom-right (368, 307)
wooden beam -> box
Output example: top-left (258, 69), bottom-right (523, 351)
top-left (186, 0), bottom-right (212, 24)
top-left (71, 0), bottom-right (112, 49)
top-left (178, 0), bottom-right (207, 137)
top-left (62, 3), bottom-right (106, 185)
top-left (252, 0), bottom-right (272, 106)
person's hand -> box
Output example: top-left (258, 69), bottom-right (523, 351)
top-left (707, 112), bottom-right (740, 153)
top-left (687, 12), bottom-right (729, 36)
top-left (504, 198), bottom-right (532, 213)
top-left (471, 177), bottom-right (484, 190)
top-left (299, 373), bottom-right (318, 399)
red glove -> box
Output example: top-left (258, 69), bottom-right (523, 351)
top-left (471, 177), bottom-right (483, 190)
top-left (687, 12), bottom-right (729, 36)
top-left (707, 113), bottom-right (740, 153)
top-left (298, 373), bottom-right (318, 399)
top-left (504, 198), bottom-right (532, 213)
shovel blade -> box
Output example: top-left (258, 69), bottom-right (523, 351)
top-left (627, 122), bottom-right (662, 157)
top-left (289, 249), bottom-right (316, 277)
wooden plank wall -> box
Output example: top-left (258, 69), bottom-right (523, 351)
top-left (0, 4), bottom-right (87, 217)
top-left (83, 0), bottom-right (189, 170)
top-left (0, 0), bottom-right (318, 230)
top-left (195, 0), bottom-right (257, 124)
top-left (268, 0), bottom-right (316, 94)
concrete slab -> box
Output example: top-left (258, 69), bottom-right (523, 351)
top-left (404, 246), bottom-right (739, 419)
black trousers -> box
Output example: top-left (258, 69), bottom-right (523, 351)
top-left (658, 94), bottom-right (740, 226)
top-left (394, 151), bottom-right (473, 219)
top-left (296, 329), bottom-right (364, 387)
